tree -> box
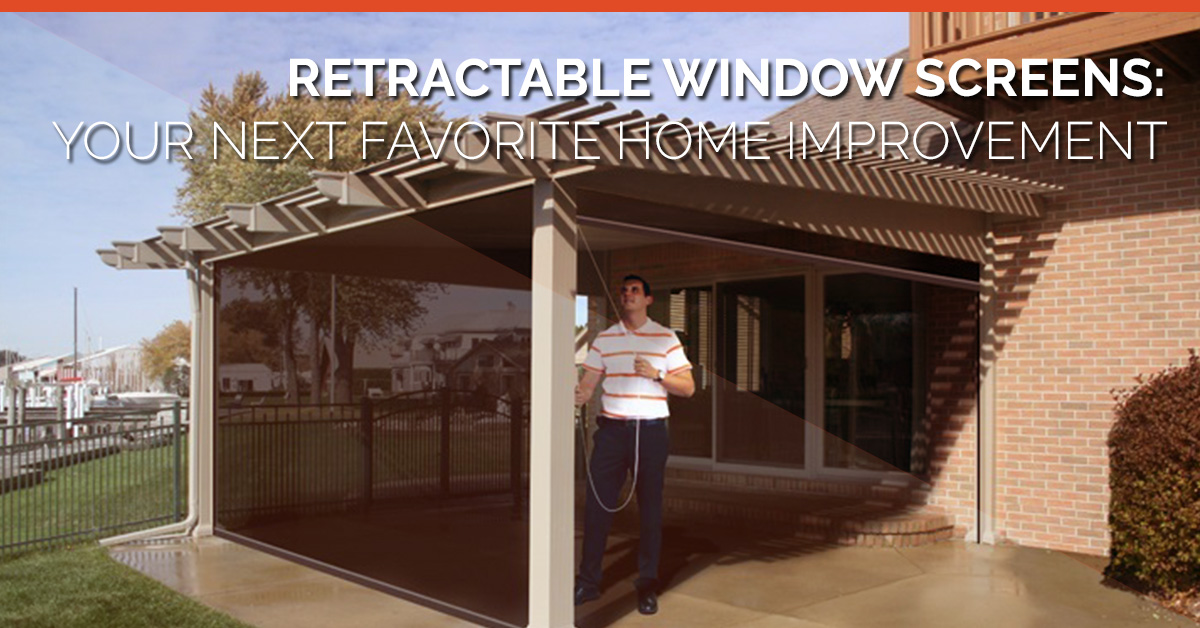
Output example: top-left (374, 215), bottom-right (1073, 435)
top-left (220, 267), bottom-right (307, 401)
top-left (175, 72), bottom-right (449, 223)
top-left (141, 321), bottom-right (190, 393)
top-left (218, 298), bottom-right (279, 367)
top-left (312, 274), bottom-right (440, 402)
top-left (177, 73), bottom-right (448, 402)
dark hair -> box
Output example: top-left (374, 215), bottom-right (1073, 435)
top-left (622, 274), bottom-right (651, 297)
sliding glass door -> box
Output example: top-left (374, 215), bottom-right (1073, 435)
top-left (651, 286), bottom-right (714, 459)
top-left (714, 277), bottom-right (807, 468)
top-left (656, 272), bottom-right (934, 476)
top-left (823, 273), bottom-right (922, 472)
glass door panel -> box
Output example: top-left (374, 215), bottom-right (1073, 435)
top-left (649, 286), bottom-right (712, 458)
top-left (823, 273), bottom-right (917, 472)
top-left (715, 277), bottom-right (806, 468)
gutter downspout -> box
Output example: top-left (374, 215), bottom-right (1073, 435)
top-left (100, 257), bottom-right (204, 546)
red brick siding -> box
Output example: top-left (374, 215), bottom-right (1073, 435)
top-left (972, 77), bottom-right (1200, 555)
top-left (919, 285), bottom-right (979, 536)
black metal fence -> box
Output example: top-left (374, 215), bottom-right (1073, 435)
top-left (215, 389), bottom-right (528, 528)
top-left (0, 403), bottom-right (187, 557)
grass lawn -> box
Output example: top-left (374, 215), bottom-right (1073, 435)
top-left (0, 546), bottom-right (251, 628)
top-left (2, 437), bottom-right (186, 553)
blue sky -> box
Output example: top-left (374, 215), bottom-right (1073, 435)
top-left (0, 12), bottom-right (907, 358)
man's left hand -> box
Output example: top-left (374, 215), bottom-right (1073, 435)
top-left (633, 354), bottom-right (660, 380)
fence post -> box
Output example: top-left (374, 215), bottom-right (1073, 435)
top-left (173, 401), bottom-right (183, 522)
top-left (440, 388), bottom-right (451, 496)
top-left (4, 386), bottom-right (14, 447)
top-left (510, 392), bottom-right (524, 517)
top-left (16, 387), bottom-right (25, 444)
top-left (361, 397), bottom-right (374, 512)
top-left (54, 386), bottom-right (66, 441)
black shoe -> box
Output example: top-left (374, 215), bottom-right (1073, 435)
top-left (637, 588), bottom-right (658, 615)
top-left (574, 584), bottom-right (600, 606)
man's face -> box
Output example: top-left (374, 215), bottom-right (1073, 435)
top-left (619, 279), bottom-right (653, 315)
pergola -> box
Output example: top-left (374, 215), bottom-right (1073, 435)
top-left (99, 100), bottom-right (1055, 628)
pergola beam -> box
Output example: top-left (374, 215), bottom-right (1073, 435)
top-left (158, 226), bottom-right (184, 247)
top-left (98, 248), bottom-right (162, 270)
top-left (112, 239), bottom-right (185, 269)
top-left (424, 173), bottom-right (536, 208)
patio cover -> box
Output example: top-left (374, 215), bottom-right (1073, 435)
top-left (96, 100), bottom-right (1057, 628)
top-left (98, 100), bottom-right (1056, 272)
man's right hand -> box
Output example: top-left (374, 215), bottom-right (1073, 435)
top-left (575, 369), bottom-right (602, 407)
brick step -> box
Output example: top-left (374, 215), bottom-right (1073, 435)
top-left (655, 482), bottom-right (954, 548)
top-left (664, 467), bottom-right (931, 507)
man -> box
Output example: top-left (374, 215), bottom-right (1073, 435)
top-left (574, 274), bottom-right (695, 615)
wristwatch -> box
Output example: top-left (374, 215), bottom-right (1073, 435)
top-left (654, 369), bottom-right (664, 382)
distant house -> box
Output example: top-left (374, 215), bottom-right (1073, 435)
top-left (72, 345), bottom-right (148, 393)
top-left (0, 355), bottom-right (66, 385)
top-left (218, 363), bottom-right (275, 393)
top-left (391, 302), bottom-right (530, 393)
top-left (446, 335), bottom-right (530, 399)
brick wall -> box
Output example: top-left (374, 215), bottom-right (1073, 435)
top-left (919, 285), bottom-right (979, 536)
top-left (972, 77), bottom-right (1200, 554)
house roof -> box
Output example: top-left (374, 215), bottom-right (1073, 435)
top-left (419, 304), bottom-right (531, 336)
top-left (75, 345), bottom-right (137, 363)
top-left (98, 100), bottom-right (1058, 272)
top-left (2, 354), bottom-right (70, 375)
top-left (768, 49), bottom-right (965, 161)
top-left (449, 339), bottom-right (530, 373)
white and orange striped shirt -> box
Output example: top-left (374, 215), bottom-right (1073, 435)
top-left (583, 319), bottom-right (692, 419)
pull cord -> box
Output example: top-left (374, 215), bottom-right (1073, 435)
top-left (576, 224), bottom-right (641, 513)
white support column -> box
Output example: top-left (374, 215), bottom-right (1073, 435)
top-left (192, 259), bottom-right (216, 537)
top-left (528, 178), bottom-right (578, 628)
top-left (978, 219), bottom-right (998, 545)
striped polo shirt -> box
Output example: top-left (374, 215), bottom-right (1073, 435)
top-left (582, 319), bottom-right (692, 419)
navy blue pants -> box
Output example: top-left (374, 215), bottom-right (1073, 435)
top-left (578, 417), bottom-right (670, 593)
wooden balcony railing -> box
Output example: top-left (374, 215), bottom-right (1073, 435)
top-left (910, 12), bottom-right (1090, 58)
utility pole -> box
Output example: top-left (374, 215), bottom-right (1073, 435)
top-left (73, 287), bottom-right (79, 377)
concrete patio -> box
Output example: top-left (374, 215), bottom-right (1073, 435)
top-left (110, 528), bottom-right (1192, 628)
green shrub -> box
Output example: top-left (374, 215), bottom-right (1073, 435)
top-left (1107, 351), bottom-right (1200, 594)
